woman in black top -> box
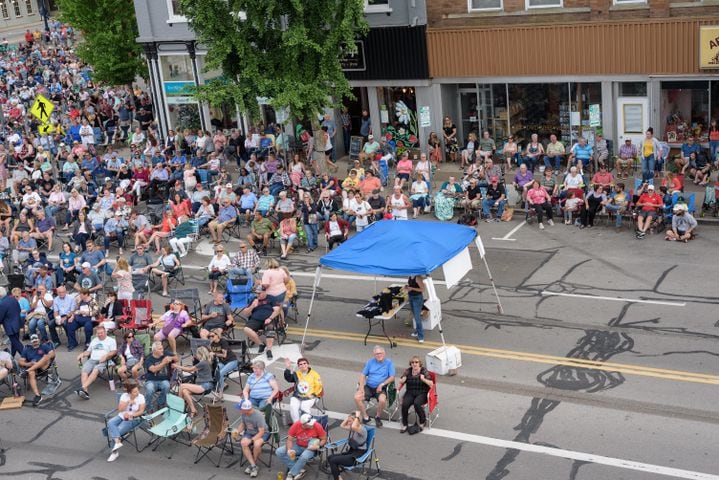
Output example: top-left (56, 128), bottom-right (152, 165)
top-left (398, 355), bottom-right (433, 432)
top-left (328, 412), bottom-right (368, 480)
top-left (209, 328), bottom-right (238, 400)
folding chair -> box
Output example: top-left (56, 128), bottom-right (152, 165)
top-left (365, 381), bottom-right (397, 421)
top-left (118, 299), bottom-right (153, 334)
top-left (323, 426), bottom-right (381, 480)
top-left (193, 403), bottom-right (231, 467)
top-left (225, 276), bottom-right (255, 317)
top-left (229, 405), bottom-right (281, 468)
top-left (390, 371), bottom-right (439, 429)
top-left (170, 288), bottom-right (202, 322)
top-left (143, 392), bottom-right (192, 451)
top-left (102, 392), bottom-right (148, 452)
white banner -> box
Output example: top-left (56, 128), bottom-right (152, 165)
top-left (442, 247), bottom-right (472, 289)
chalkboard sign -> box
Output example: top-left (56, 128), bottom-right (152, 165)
top-left (349, 136), bottom-right (363, 160)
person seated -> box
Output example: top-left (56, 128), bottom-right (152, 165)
top-left (561, 166), bottom-right (585, 197)
top-left (275, 191), bottom-right (295, 217)
top-left (145, 210), bottom-right (178, 255)
top-left (26, 284), bottom-right (54, 343)
top-left (461, 177), bottom-right (482, 213)
top-left (478, 130), bottom-right (496, 164)
top-left (278, 215), bottom-right (298, 260)
top-left (679, 135), bottom-right (701, 173)
top-left (207, 245), bottom-right (231, 295)
top-left (148, 246), bottom-right (181, 298)
top-left (327, 412), bottom-right (369, 480)
top-left (231, 399), bottom-right (268, 478)
top-left (65, 288), bottom-right (99, 352)
top-left (616, 138), bottom-right (637, 179)
top-left (247, 211), bottom-right (275, 256)
top-left (358, 170), bottom-right (381, 197)
top-left (276, 413), bottom-right (327, 480)
top-left (105, 380), bottom-right (146, 463)
top-left (243, 359), bottom-right (279, 410)
top-left (579, 184), bottom-right (608, 229)
top-left (18, 334), bottom-right (56, 406)
top-left (144, 341), bottom-right (179, 412)
top-left (229, 241), bottom-right (261, 279)
top-left (635, 183), bottom-right (663, 239)
top-left (75, 324), bottom-right (117, 400)
top-left (409, 174), bottom-right (430, 219)
top-left (513, 164), bottom-right (534, 205)
top-left (32, 264), bottom-right (55, 291)
top-left (116, 330), bottom-right (144, 382)
top-left (79, 240), bottom-right (109, 274)
top-left (31, 209), bottom-right (56, 252)
top-left (481, 176), bottom-right (507, 222)
top-left (268, 165), bottom-right (292, 197)
top-left (592, 133), bottom-right (609, 171)
top-left (358, 134), bottom-right (380, 166)
top-left (199, 292), bottom-right (235, 339)
top-left (241, 288), bottom-right (282, 360)
top-left (74, 261), bottom-right (103, 295)
top-left (526, 180), bottom-right (554, 230)
top-left (255, 187), bottom-right (275, 216)
top-left (394, 152), bottom-right (414, 189)
top-left (590, 164), bottom-right (614, 191)
top-left (12, 230), bottom-right (36, 265)
top-left (661, 171), bottom-right (683, 194)
top-left (688, 151), bottom-right (710, 186)
top-left (563, 190), bottom-right (583, 226)
top-left (324, 212), bottom-right (349, 251)
top-left (283, 357), bottom-right (323, 423)
top-left (151, 299), bottom-right (191, 355)
top-left (460, 132), bottom-right (478, 168)
top-left (398, 355), bottom-right (433, 433)
top-left (665, 203), bottom-right (697, 242)
top-left (0, 349), bottom-right (12, 390)
top-left (342, 169), bottom-right (361, 192)
top-left (544, 134), bottom-right (565, 172)
top-left (206, 328), bottom-right (238, 399)
top-left (570, 137), bottom-right (593, 172)
top-left (603, 182), bottom-right (628, 230)
top-left (103, 211), bottom-right (129, 256)
top-left (353, 345), bottom-right (395, 427)
top-left (173, 345), bottom-right (214, 418)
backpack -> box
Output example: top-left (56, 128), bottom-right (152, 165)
top-left (457, 213), bottom-right (476, 226)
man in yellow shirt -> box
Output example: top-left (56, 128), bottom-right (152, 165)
top-left (544, 134), bottom-right (565, 171)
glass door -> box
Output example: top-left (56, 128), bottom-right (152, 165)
top-left (459, 88), bottom-right (479, 143)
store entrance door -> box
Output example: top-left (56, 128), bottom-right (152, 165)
top-left (616, 97), bottom-right (648, 148)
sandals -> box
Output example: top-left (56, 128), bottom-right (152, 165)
top-left (399, 426), bottom-right (407, 433)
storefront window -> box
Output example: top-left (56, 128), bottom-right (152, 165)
top-left (661, 81), bottom-right (709, 143)
top-left (619, 82), bottom-right (647, 97)
top-left (570, 82), bottom-right (602, 144)
top-left (508, 83), bottom-right (569, 147)
top-left (200, 57), bottom-right (238, 131)
top-left (710, 82), bottom-right (719, 125)
top-left (459, 89), bottom-right (479, 142)
top-left (160, 55), bottom-right (194, 82)
top-left (379, 87), bottom-right (419, 156)
top-left (168, 103), bottom-right (201, 132)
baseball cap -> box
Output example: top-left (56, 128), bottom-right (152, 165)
top-left (300, 413), bottom-right (316, 426)
top-left (647, 184), bottom-right (655, 190)
top-left (81, 262), bottom-right (91, 269)
top-left (225, 183), bottom-right (233, 188)
top-left (237, 399), bottom-right (253, 411)
top-left (490, 176), bottom-right (499, 182)
top-left (30, 334), bottom-right (39, 341)
top-left (368, 134), bottom-right (374, 139)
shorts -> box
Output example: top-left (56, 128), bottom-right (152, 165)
top-left (156, 327), bottom-right (182, 340)
top-left (246, 317), bottom-right (276, 337)
top-left (266, 292), bottom-right (285, 306)
top-left (82, 359), bottom-right (107, 375)
top-left (198, 381), bottom-right (213, 392)
top-left (363, 384), bottom-right (387, 402)
top-left (639, 210), bottom-right (656, 219)
top-left (126, 357), bottom-right (140, 368)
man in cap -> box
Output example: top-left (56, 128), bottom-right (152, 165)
top-left (635, 183), bottom-right (663, 239)
top-left (665, 202), bottom-right (697, 242)
top-left (209, 198), bottom-right (238, 244)
top-left (75, 324), bottom-right (116, 399)
top-left (18, 333), bottom-right (56, 406)
top-left (276, 412), bottom-right (327, 480)
top-left (359, 133), bottom-right (380, 166)
top-left (74, 261), bottom-right (102, 294)
top-left (102, 211), bottom-right (128, 256)
top-left (231, 399), bottom-right (268, 478)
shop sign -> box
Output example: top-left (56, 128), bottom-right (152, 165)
top-left (589, 104), bottom-right (601, 127)
top-left (164, 81), bottom-right (195, 96)
top-left (340, 40), bottom-right (366, 72)
top-left (167, 96), bottom-right (196, 105)
top-left (419, 106), bottom-right (431, 128)
top-left (699, 26), bottom-right (719, 68)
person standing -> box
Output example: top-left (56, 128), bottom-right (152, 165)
top-left (0, 286), bottom-right (22, 356)
top-left (640, 128), bottom-right (662, 183)
top-left (406, 275), bottom-right (425, 343)
top-left (340, 107), bottom-right (352, 155)
top-left (322, 113), bottom-right (337, 162)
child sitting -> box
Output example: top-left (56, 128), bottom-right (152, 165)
top-left (564, 191), bottom-right (583, 225)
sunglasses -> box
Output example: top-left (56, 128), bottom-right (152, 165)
top-left (411, 361), bottom-right (420, 364)
top-left (126, 335), bottom-right (134, 339)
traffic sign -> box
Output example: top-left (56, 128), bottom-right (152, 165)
top-left (30, 94), bottom-right (54, 122)
top-left (38, 123), bottom-right (54, 135)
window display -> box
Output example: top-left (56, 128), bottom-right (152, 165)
top-left (508, 83), bottom-right (569, 147)
top-left (661, 81), bottom-right (709, 143)
top-left (379, 87), bottom-right (419, 156)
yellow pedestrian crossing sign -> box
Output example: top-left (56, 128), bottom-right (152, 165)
top-left (31, 94), bottom-right (54, 122)
top-left (38, 123), bottom-right (54, 135)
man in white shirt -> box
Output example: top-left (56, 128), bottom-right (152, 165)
top-left (79, 119), bottom-right (95, 149)
top-left (348, 191), bottom-right (371, 232)
top-left (75, 324), bottom-right (117, 399)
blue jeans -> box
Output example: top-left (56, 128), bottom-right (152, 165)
top-left (276, 444), bottom-right (317, 477)
top-left (229, 267), bottom-right (253, 278)
top-left (411, 196), bottom-right (428, 209)
top-left (217, 360), bottom-right (239, 392)
top-left (103, 231), bottom-right (125, 251)
top-left (408, 293), bottom-right (424, 341)
top-left (482, 198), bottom-right (506, 219)
top-left (145, 379), bottom-right (170, 412)
top-left (710, 140), bottom-right (719, 163)
top-left (605, 204), bottom-right (624, 227)
top-left (28, 316), bottom-right (49, 342)
top-left (107, 415), bottom-right (143, 441)
top-left (544, 155), bottom-right (562, 171)
top-left (641, 154), bottom-right (655, 182)
top-left (66, 315), bottom-right (94, 349)
top-left (304, 223), bottom-right (318, 250)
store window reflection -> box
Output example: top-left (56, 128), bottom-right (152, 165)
top-left (160, 55), bottom-right (193, 82)
top-left (508, 83), bottom-right (568, 148)
top-left (570, 82), bottom-right (601, 144)
top-left (661, 81), bottom-right (709, 143)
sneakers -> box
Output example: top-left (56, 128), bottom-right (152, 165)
top-left (410, 332), bottom-right (418, 338)
top-left (244, 465), bottom-right (253, 475)
top-left (547, 219), bottom-right (554, 226)
top-left (418, 339), bottom-right (424, 343)
top-left (249, 465), bottom-right (259, 478)
top-left (374, 417), bottom-right (383, 427)
top-left (362, 416), bottom-right (371, 424)
top-left (538, 222), bottom-right (545, 230)
top-left (112, 441), bottom-right (123, 452)
top-left (286, 475), bottom-right (295, 480)
top-left (107, 451), bottom-right (119, 462)
top-left (32, 394), bottom-right (43, 407)
top-left (266, 349), bottom-right (273, 360)
top-left (75, 389), bottom-right (90, 400)
top-left (294, 469), bottom-right (306, 480)
top-left (257, 343), bottom-right (266, 354)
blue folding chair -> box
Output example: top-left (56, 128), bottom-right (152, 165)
top-left (323, 425), bottom-right (381, 480)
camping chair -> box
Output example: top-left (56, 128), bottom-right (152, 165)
top-left (0, 357), bottom-right (23, 397)
top-left (21, 347), bottom-right (62, 397)
top-left (118, 299), bottom-right (153, 333)
top-left (170, 288), bottom-right (202, 322)
top-left (102, 392), bottom-right (147, 452)
top-left (143, 392), bottom-right (192, 451)
top-left (229, 404), bottom-right (281, 468)
top-left (323, 425), bottom-right (381, 480)
top-left (365, 381), bottom-right (397, 421)
top-left (280, 385), bottom-right (326, 424)
top-left (390, 371), bottom-right (439, 429)
top-left (225, 275), bottom-right (256, 317)
top-left (193, 403), bottom-right (231, 467)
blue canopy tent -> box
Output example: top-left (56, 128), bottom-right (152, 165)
top-left (301, 220), bottom-right (503, 346)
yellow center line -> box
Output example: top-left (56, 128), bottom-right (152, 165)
top-left (287, 327), bottom-right (719, 386)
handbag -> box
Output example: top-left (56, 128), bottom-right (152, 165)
top-left (501, 207), bottom-right (514, 222)
top-left (407, 424), bottom-right (422, 435)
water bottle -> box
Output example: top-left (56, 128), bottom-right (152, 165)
top-left (12, 379), bottom-right (20, 397)
top-left (109, 379), bottom-right (116, 391)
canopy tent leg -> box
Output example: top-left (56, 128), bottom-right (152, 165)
top-left (437, 321), bottom-right (446, 346)
top-left (481, 256), bottom-right (504, 315)
top-left (301, 266), bottom-right (322, 347)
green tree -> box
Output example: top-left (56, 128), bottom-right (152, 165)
top-left (178, 0), bottom-right (368, 122)
top-left (56, 0), bottom-right (145, 85)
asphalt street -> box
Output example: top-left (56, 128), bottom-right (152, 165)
top-left (2, 210), bottom-right (719, 480)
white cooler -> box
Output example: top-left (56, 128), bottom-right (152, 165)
top-left (426, 345), bottom-right (462, 376)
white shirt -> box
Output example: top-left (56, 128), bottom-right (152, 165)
top-left (564, 173), bottom-right (583, 188)
top-left (118, 392), bottom-right (145, 419)
top-left (88, 336), bottom-right (117, 362)
top-left (208, 254), bottom-right (231, 272)
top-left (328, 221), bottom-right (341, 237)
top-left (350, 199), bottom-right (371, 227)
top-left (79, 125), bottom-right (95, 145)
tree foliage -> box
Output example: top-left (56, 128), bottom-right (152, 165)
top-left (56, 0), bottom-right (145, 85)
top-left (179, 0), bottom-right (368, 122)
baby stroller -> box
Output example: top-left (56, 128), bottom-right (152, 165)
top-left (700, 183), bottom-right (718, 217)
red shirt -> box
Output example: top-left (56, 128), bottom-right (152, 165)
top-left (288, 422), bottom-right (326, 448)
top-left (638, 193), bottom-right (662, 211)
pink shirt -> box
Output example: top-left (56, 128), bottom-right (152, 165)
top-left (262, 268), bottom-right (287, 297)
top-left (527, 187), bottom-right (548, 205)
top-left (397, 159), bottom-right (413, 175)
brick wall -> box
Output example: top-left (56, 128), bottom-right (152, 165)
top-left (428, 0), bottom-right (719, 29)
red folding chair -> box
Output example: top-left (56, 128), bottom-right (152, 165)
top-left (119, 299), bottom-right (153, 333)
